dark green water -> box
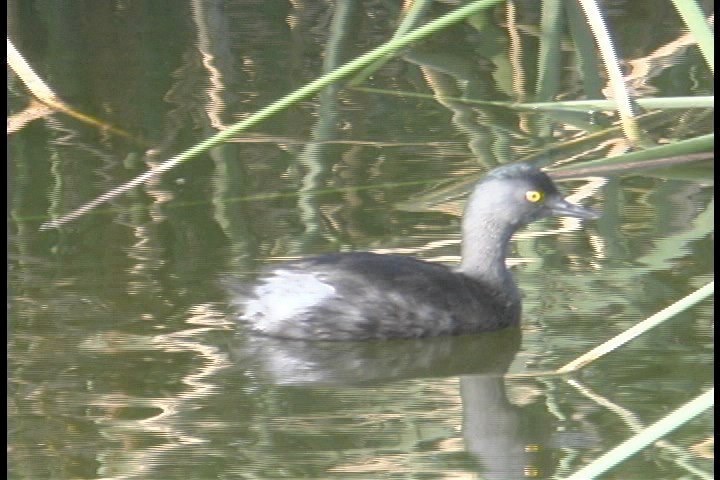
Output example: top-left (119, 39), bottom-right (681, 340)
top-left (8, 1), bottom-right (713, 479)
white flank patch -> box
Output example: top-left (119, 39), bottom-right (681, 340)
top-left (242, 269), bottom-right (336, 333)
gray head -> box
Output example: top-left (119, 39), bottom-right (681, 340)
top-left (469, 162), bottom-right (599, 227)
top-left (460, 162), bottom-right (599, 281)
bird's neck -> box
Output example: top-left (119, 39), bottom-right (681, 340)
top-left (458, 212), bottom-right (518, 291)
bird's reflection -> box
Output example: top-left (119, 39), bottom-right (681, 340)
top-left (227, 327), bottom-right (562, 478)
top-left (229, 327), bottom-right (521, 386)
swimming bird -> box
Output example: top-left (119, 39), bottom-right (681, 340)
top-left (235, 162), bottom-right (599, 340)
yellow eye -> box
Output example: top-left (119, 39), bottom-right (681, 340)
top-left (525, 190), bottom-right (544, 203)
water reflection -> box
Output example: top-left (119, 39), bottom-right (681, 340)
top-left (227, 328), bottom-right (567, 478)
top-left (461, 375), bottom-right (548, 479)
top-left (229, 328), bottom-right (521, 386)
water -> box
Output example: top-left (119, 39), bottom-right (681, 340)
top-left (8, 1), bottom-right (713, 478)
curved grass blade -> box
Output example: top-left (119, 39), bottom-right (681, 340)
top-left (576, 0), bottom-right (649, 145)
top-left (39, 0), bottom-right (506, 230)
top-left (564, 388), bottom-right (714, 479)
top-left (671, 1), bottom-right (714, 74)
top-left (557, 281), bottom-right (714, 373)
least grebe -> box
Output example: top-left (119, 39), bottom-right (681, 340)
top-left (237, 162), bottom-right (599, 340)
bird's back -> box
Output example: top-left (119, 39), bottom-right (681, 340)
top-left (238, 252), bottom-right (521, 340)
